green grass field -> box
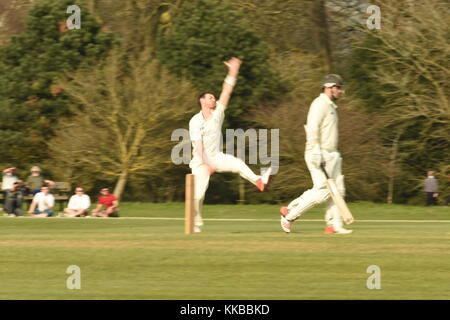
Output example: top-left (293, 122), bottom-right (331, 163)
top-left (0, 202), bottom-right (449, 300)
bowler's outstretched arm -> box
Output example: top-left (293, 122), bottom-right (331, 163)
top-left (218, 57), bottom-right (241, 109)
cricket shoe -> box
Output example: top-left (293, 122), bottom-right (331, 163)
top-left (280, 207), bottom-right (291, 233)
top-left (324, 226), bottom-right (353, 234)
top-left (195, 216), bottom-right (204, 227)
top-left (256, 167), bottom-right (272, 192)
top-left (280, 216), bottom-right (291, 233)
top-left (194, 226), bottom-right (202, 233)
top-left (335, 228), bottom-right (353, 234)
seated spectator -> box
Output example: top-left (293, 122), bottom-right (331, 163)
top-left (28, 185), bottom-right (54, 217)
top-left (25, 166), bottom-right (55, 195)
top-left (64, 187), bottom-right (91, 217)
top-left (92, 187), bottom-right (120, 217)
top-left (2, 167), bottom-right (19, 191)
top-left (4, 181), bottom-right (25, 216)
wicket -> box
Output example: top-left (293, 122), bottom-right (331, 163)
top-left (185, 174), bottom-right (195, 234)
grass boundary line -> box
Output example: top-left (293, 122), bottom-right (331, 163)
top-left (1, 216), bottom-right (450, 223)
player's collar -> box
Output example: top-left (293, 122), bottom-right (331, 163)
top-left (200, 108), bottom-right (213, 120)
top-left (320, 93), bottom-right (338, 109)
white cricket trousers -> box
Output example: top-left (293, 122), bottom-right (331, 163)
top-left (286, 150), bottom-right (346, 229)
top-left (191, 152), bottom-right (260, 226)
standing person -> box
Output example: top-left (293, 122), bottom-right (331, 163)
top-left (2, 167), bottom-right (19, 191)
top-left (445, 174), bottom-right (450, 206)
top-left (28, 185), bottom-right (55, 217)
top-left (25, 166), bottom-right (55, 195)
top-left (4, 181), bottom-right (25, 216)
top-left (1, 167), bottom-right (19, 209)
top-left (91, 188), bottom-right (119, 217)
top-left (424, 171), bottom-right (439, 206)
top-left (63, 187), bottom-right (91, 217)
top-left (188, 57), bottom-right (272, 233)
top-left (279, 74), bottom-right (352, 234)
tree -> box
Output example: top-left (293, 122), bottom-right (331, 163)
top-left (227, 0), bottom-right (315, 53)
top-left (0, 0), bottom-right (34, 44)
top-left (349, 0), bottom-right (450, 202)
top-left (310, 0), bottom-right (333, 72)
top-left (227, 0), bottom-right (365, 70)
top-left (49, 50), bottom-right (196, 199)
top-left (0, 0), bottom-right (115, 167)
top-left (78, 0), bottom-right (183, 56)
top-left (155, 0), bottom-right (288, 120)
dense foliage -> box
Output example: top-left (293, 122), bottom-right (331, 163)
top-left (0, 0), bottom-right (448, 204)
top-left (0, 0), bottom-right (115, 170)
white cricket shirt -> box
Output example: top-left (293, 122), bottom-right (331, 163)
top-left (305, 93), bottom-right (339, 153)
top-left (32, 192), bottom-right (55, 211)
top-left (67, 194), bottom-right (91, 210)
top-left (189, 102), bottom-right (225, 167)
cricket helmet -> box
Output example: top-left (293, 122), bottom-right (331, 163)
top-left (322, 74), bottom-right (344, 88)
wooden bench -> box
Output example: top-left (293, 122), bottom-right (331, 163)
top-left (0, 182), bottom-right (71, 212)
top-left (51, 182), bottom-right (71, 211)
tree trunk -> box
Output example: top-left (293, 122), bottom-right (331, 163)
top-left (114, 170), bottom-right (128, 200)
top-left (238, 177), bottom-right (245, 204)
top-left (311, 0), bottom-right (333, 72)
top-left (387, 132), bottom-right (401, 204)
top-left (88, 0), bottom-right (100, 14)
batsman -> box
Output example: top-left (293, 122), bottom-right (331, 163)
top-left (279, 74), bottom-right (353, 234)
top-left (188, 57), bottom-right (272, 233)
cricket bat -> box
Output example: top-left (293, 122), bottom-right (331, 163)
top-left (320, 164), bottom-right (354, 225)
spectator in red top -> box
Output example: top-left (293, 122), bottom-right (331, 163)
top-left (91, 187), bottom-right (120, 217)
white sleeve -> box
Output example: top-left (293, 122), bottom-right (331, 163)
top-left (189, 117), bottom-right (202, 141)
top-left (67, 196), bottom-right (75, 209)
top-left (305, 100), bottom-right (325, 147)
top-left (32, 193), bottom-right (40, 203)
top-left (84, 196), bottom-right (91, 209)
top-left (215, 101), bottom-right (225, 114)
top-left (48, 195), bottom-right (55, 207)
